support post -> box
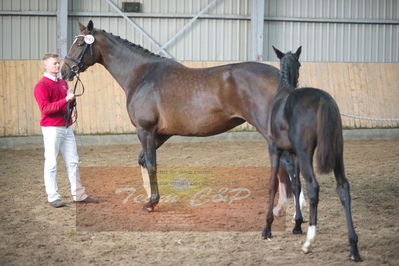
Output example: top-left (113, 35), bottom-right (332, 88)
top-left (56, 0), bottom-right (68, 58)
top-left (251, 0), bottom-right (265, 61)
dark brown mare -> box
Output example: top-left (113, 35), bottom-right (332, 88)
top-left (61, 21), bottom-right (291, 213)
top-left (263, 46), bottom-right (361, 261)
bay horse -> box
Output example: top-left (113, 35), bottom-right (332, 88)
top-left (61, 21), bottom-right (292, 213)
top-left (263, 46), bottom-right (361, 261)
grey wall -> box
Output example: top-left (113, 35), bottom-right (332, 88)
top-left (68, 0), bottom-right (250, 61)
top-left (0, 0), bottom-right (251, 61)
top-left (264, 0), bottom-right (399, 62)
top-left (1, 0), bottom-right (398, 62)
top-left (0, 0), bottom-right (57, 60)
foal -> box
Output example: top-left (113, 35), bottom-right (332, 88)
top-left (262, 46), bottom-right (361, 261)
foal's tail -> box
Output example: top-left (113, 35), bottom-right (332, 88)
top-left (316, 97), bottom-right (343, 174)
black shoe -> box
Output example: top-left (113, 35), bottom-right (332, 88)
top-left (50, 199), bottom-right (66, 208)
top-left (75, 196), bottom-right (99, 204)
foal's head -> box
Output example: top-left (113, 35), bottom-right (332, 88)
top-left (272, 46), bottom-right (302, 88)
top-left (61, 20), bottom-right (102, 81)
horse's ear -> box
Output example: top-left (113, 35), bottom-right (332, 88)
top-left (272, 46), bottom-right (285, 59)
top-left (295, 46), bottom-right (302, 59)
top-left (78, 22), bottom-right (86, 32)
top-left (87, 20), bottom-right (94, 32)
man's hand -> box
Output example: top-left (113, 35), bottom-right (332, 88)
top-left (66, 90), bottom-right (75, 101)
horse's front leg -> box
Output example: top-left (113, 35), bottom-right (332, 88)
top-left (137, 129), bottom-right (160, 212)
top-left (262, 143), bottom-right (281, 239)
top-left (138, 134), bottom-right (171, 207)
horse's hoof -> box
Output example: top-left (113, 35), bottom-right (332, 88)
top-left (292, 219), bottom-right (303, 234)
top-left (350, 253), bottom-right (362, 262)
top-left (292, 228), bottom-right (303, 235)
top-left (302, 245), bottom-right (311, 254)
top-left (142, 203), bottom-right (155, 212)
top-left (261, 230), bottom-right (272, 239)
top-left (273, 207), bottom-right (286, 217)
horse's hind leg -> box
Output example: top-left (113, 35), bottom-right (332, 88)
top-left (334, 156), bottom-right (362, 261)
top-left (262, 143), bottom-right (281, 239)
top-left (297, 152), bottom-right (319, 254)
top-left (291, 155), bottom-right (304, 234)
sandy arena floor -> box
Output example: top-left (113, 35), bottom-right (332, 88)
top-left (1, 139), bottom-right (398, 265)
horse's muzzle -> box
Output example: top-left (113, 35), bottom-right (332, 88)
top-left (61, 66), bottom-right (75, 81)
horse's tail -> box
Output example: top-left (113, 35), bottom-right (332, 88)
top-left (316, 96), bottom-right (343, 174)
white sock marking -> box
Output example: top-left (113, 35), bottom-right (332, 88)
top-left (302, 225), bottom-right (317, 254)
top-left (273, 179), bottom-right (289, 217)
top-left (299, 189), bottom-right (306, 210)
top-left (293, 189), bottom-right (306, 221)
top-left (140, 166), bottom-right (151, 200)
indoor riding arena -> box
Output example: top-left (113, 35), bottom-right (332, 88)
top-left (1, 1), bottom-right (398, 265)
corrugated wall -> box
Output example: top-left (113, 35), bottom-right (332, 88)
top-left (0, 0), bottom-right (57, 59)
top-left (68, 0), bottom-right (250, 61)
top-left (1, 0), bottom-right (398, 62)
top-left (0, 0), bottom-right (251, 61)
top-left (264, 0), bottom-right (399, 62)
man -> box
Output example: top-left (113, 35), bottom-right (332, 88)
top-left (34, 53), bottom-right (98, 208)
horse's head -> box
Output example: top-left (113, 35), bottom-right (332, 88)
top-left (272, 46), bottom-right (302, 88)
top-left (61, 20), bottom-right (101, 81)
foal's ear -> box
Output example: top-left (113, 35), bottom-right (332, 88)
top-left (272, 46), bottom-right (285, 59)
top-left (295, 46), bottom-right (302, 59)
top-left (87, 20), bottom-right (94, 32)
top-left (78, 22), bottom-right (86, 32)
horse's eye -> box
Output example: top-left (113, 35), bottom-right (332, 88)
top-left (77, 43), bottom-right (84, 47)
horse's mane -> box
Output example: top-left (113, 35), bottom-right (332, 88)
top-left (279, 52), bottom-right (299, 89)
top-left (99, 29), bottom-right (164, 59)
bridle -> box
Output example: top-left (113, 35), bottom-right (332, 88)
top-left (64, 33), bottom-right (94, 75)
top-left (63, 33), bottom-right (95, 127)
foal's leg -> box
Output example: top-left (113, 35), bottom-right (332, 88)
top-left (297, 152), bottom-right (319, 254)
top-left (293, 188), bottom-right (306, 223)
top-left (262, 143), bottom-right (281, 239)
top-left (334, 156), bottom-right (362, 261)
top-left (137, 129), bottom-right (161, 212)
top-left (291, 155), bottom-right (304, 234)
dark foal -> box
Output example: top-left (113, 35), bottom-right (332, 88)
top-left (262, 46), bottom-right (361, 261)
top-left (61, 20), bottom-right (292, 213)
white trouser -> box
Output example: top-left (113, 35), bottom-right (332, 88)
top-left (42, 126), bottom-right (87, 202)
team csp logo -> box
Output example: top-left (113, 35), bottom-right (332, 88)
top-left (77, 166), bottom-right (286, 232)
top-left (114, 168), bottom-right (251, 206)
top-left (170, 176), bottom-right (192, 191)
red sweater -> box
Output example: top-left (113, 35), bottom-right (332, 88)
top-left (34, 76), bottom-right (70, 126)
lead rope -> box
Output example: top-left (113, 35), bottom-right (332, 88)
top-left (64, 74), bottom-right (85, 128)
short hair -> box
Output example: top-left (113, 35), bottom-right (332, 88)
top-left (42, 53), bottom-right (59, 61)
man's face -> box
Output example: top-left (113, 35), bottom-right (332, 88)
top-left (44, 57), bottom-right (60, 76)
